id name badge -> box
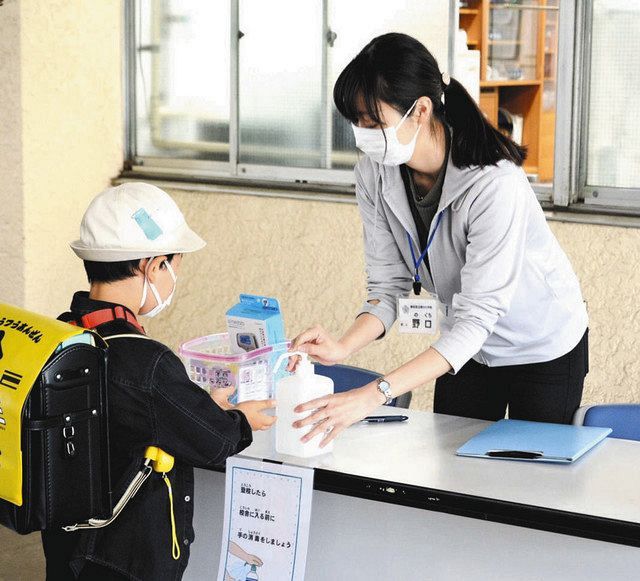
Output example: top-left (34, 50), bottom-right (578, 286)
top-left (397, 295), bottom-right (438, 335)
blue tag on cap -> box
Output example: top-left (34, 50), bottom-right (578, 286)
top-left (132, 208), bottom-right (163, 240)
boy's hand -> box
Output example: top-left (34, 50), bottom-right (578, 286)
top-left (210, 386), bottom-right (236, 411)
top-left (235, 399), bottom-right (277, 431)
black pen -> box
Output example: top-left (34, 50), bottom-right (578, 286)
top-left (485, 450), bottom-right (571, 461)
top-left (486, 450), bottom-right (543, 459)
top-left (361, 415), bottom-right (409, 424)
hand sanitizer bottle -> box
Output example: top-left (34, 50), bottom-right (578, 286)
top-left (245, 564), bottom-right (259, 581)
top-left (272, 351), bottom-right (335, 457)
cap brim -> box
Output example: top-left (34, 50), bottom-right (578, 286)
top-left (70, 222), bottom-right (206, 262)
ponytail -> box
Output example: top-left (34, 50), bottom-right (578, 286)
top-left (334, 33), bottom-right (527, 169)
top-left (443, 78), bottom-right (526, 167)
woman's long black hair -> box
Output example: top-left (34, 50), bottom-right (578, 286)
top-left (333, 32), bottom-right (526, 168)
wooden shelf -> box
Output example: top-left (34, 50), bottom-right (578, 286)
top-left (480, 79), bottom-right (542, 88)
top-left (459, 0), bottom-right (557, 182)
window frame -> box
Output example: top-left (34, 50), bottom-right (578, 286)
top-left (547, 0), bottom-right (578, 207)
top-left (576, 1), bottom-right (640, 210)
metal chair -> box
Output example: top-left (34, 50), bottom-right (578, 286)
top-left (313, 363), bottom-right (413, 409)
top-left (573, 404), bottom-right (640, 441)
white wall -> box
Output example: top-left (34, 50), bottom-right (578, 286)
top-left (0, 0), bottom-right (24, 306)
top-left (0, 0), bottom-right (123, 313)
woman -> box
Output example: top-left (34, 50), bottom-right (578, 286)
top-left (289, 33), bottom-right (588, 448)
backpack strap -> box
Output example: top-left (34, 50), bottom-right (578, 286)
top-left (62, 330), bottom-right (178, 552)
top-left (101, 334), bottom-right (154, 342)
top-left (68, 306), bottom-right (145, 335)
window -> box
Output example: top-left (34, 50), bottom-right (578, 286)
top-left (125, 1), bottom-right (640, 215)
top-left (128, 0), bottom-right (450, 186)
top-left (133, 1), bottom-right (231, 164)
top-left (580, 0), bottom-right (640, 209)
top-left (458, 0), bottom-right (560, 201)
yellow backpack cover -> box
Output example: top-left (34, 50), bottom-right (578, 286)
top-left (0, 303), bottom-right (112, 533)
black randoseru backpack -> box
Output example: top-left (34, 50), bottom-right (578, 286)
top-left (0, 304), bottom-right (112, 534)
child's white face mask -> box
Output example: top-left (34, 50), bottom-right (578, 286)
top-left (139, 259), bottom-right (177, 318)
top-left (351, 99), bottom-right (421, 166)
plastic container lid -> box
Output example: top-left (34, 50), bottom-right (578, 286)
top-left (179, 333), bottom-right (290, 363)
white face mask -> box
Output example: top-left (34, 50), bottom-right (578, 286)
top-left (351, 100), bottom-right (421, 166)
top-left (139, 259), bottom-right (177, 318)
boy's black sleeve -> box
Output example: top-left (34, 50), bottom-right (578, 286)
top-left (150, 350), bottom-right (253, 468)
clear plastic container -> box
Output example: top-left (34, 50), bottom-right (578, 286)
top-left (179, 333), bottom-right (290, 403)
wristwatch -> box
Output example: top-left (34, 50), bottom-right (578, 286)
top-left (376, 378), bottom-right (394, 405)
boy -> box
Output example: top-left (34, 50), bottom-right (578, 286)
top-left (41, 182), bottom-right (276, 580)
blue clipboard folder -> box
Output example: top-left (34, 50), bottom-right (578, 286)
top-left (457, 419), bottom-right (612, 464)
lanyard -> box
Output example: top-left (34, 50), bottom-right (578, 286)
top-left (406, 209), bottom-right (445, 295)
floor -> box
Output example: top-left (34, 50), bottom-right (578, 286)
top-left (0, 526), bottom-right (45, 580)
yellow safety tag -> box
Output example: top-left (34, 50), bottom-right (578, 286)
top-left (0, 303), bottom-right (85, 506)
top-left (163, 474), bottom-right (181, 561)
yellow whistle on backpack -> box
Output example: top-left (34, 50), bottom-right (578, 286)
top-left (144, 446), bottom-right (175, 473)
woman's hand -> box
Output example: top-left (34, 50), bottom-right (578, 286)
top-left (287, 325), bottom-right (351, 371)
top-left (292, 383), bottom-right (384, 448)
top-left (235, 399), bottom-right (277, 431)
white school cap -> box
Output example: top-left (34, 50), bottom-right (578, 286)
top-left (70, 182), bottom-right (206, 261)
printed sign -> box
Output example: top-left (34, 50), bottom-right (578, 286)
top-left (218, 457), bottom-right (314, 581)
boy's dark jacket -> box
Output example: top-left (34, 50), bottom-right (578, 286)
top-left (42, 292), bottom-right (252, 581)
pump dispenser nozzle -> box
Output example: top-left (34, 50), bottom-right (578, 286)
top-left (273, 351), bottom-right (313, 377)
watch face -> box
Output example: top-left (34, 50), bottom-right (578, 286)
top-left (377, 379), bottom-right (392, 401)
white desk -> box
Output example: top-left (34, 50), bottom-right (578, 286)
top-left (185, 410), bottom-right (640, 580)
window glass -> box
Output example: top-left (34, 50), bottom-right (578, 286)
top-left (586, 0), bottom-right (640, 189)
top-left (238, 0), bottom-right (323, 168)
top-left (135, 0), bottom-right (231, 162)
